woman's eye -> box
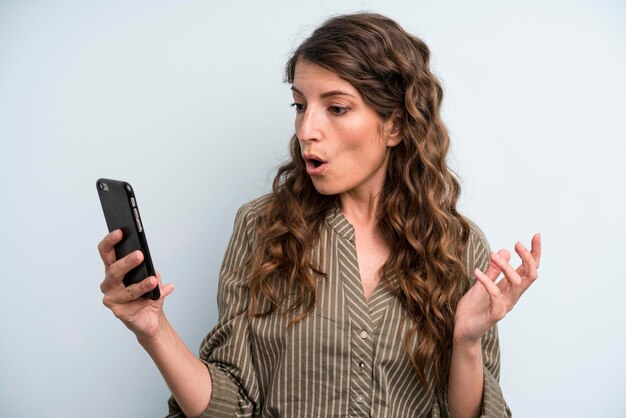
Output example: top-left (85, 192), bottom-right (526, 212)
top-left (290, 103), bottom-right (305, 112)
top-left (329, 106), bottom-right (349, 115)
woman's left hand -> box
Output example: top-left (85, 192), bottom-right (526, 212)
top-left (453, 233), bottom-right (542, 345)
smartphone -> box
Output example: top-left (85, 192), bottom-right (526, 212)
top-left (96, 178), bottom-right (160, 300)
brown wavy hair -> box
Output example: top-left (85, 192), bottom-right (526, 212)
top-left (246, 13), bottom-right (471, 390)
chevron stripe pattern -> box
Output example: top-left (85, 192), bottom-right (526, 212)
top-left (167, 195), bottom-right (511, 417)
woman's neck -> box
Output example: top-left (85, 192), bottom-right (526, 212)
top-left (338, 188), bottom-right (380, 230)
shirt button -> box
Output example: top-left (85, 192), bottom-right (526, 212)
top-left (360, 330), bottom-right (369, 339)
top-left (356, 395), bottom-right (364, 403)
top-left (358, 361), bottom-right (366, 369)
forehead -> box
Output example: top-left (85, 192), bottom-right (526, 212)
top-left (291, 59), bottom-right (359, 96)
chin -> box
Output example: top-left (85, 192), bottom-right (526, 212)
top-left (310, 177), bottom-right (347, 196)
top-left (311, 178), bottom-right (339, 196)
top-left (310, 183), bottom-right (336, 196)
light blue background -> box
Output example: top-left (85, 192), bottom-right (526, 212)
top-left (1, 1), bottom-right (624, 417)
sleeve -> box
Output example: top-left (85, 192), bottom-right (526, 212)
top-left (166, 200), bottom-right (263, 418)
top-left (431, 219), bottom-right (512, 418)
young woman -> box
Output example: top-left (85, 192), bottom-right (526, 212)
top-left (98, 13), bottom-right (541, 418)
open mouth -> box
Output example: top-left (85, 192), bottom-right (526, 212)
top-left (303, 154), bottom-right (327, 175)
top-left (310, 159), bottom-right (324, 168)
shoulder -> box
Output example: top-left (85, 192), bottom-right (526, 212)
top-left (220, 194), bottom-right (274, 272)
top-left (229, 193), bottom-right (275, 242)
top-left (234, 193), bottom-right (273, 224)
top-left (462, 216), bottom-right (492, 274)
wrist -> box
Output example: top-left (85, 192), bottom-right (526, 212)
top-left (137, 316), bottom-right (171, 349)
top-left (452, 334), bottom-right (482, 353)
top-left (451, 337), bottom-right (483, 375)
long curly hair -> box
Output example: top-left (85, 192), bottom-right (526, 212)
top-left (245, 13), bottom-right (471, 390)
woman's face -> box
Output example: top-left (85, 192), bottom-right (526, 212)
top-left (291, 59), bottom-right (401, 197)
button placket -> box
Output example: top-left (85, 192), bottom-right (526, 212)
top-left (337, 236), bottom-right (376, 416)
top-left (348, 325), bottom-right (374, 415)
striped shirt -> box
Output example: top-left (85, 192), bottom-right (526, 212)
top-left (167, 195), bottom-right (511, 417)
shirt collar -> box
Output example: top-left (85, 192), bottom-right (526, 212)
top-left (325, 204), bottom-right (356, 243)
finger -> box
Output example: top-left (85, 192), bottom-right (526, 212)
top-left (158, 282), bottom-right (175, 300)
top-left (108, 250), bottom-right (144, 282)
top-left (490, 251), bottom-right (523, 289)
top-left (474, 268), bottom-right (507, 321)
top-left (498, 248), bottom-right (511, 262)
top-left (101, 250), bottom-right (144, 291)
top-left (515, 241), bottom-right (538, 285)
top-left (530, 233), bottom-right (542, 269)
top-left (153, 271), bottom-right (175, 299)
top-left (109, 297), bottom-right (154, 322)
top-left (98, 229), bottom-right (123, 269)
top-left (112, 283), bottom-right (173, 321)
top-left (474, 268), bottom-right (501, 298)
top-left (103, 275), bottom-right (158, 306)
top-left (483, 249), bottom-right (511, 281)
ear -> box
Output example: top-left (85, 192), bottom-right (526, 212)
top-left (384, 113), bottom-right (402, 148)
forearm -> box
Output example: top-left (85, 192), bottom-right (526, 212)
top-left (448, 339), bottom-right (483, 418)
top-left (138, 319), bottom-right (212, 418)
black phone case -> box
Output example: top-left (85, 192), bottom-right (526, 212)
top-left (96, 178), bottom-right (160, 300)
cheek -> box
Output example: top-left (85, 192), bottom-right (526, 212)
top-left (330, 119), bottom-right (386, 169)
top-left (294, 115), bottom-right (302, 135)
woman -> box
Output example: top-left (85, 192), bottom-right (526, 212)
top-left (98, 13), bottom-right (541, 418)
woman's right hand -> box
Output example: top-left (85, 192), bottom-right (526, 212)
top-left (98, 229), bottom-right (175, 341)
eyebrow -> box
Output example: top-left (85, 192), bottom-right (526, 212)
top-left (291, 86), bottom-right (356, 99)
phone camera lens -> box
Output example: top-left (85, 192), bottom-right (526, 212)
top-left (98, 183), bottom-right (104, 190)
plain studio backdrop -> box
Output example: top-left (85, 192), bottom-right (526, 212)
top-left (1, 1), bottom-right (624, 417)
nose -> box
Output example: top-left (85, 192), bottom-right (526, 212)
top-left (296, 106), bottom-right (322, 142)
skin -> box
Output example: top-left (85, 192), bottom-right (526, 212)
top-left (292, 59), bottom-right (543, 417)
top-left (98, 231), bottom-right (210, 418)
top-left (292, 59), bottom-right (402, 198)
top-left (292, 59), bottom-right (402, 300)
top-left (449, 237), bottom-right (541, 418)
top-left (98, 58), bottom-right (542, 418)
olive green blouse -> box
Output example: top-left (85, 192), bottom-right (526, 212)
top-left (167, 195), bottom-right (511, 417)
